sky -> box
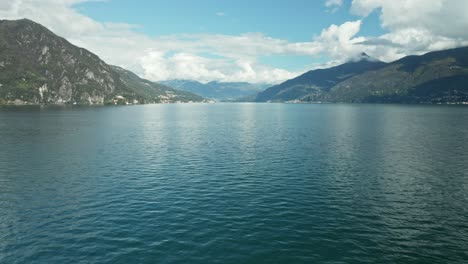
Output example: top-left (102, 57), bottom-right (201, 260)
top-left (1, 0), bottom-right (468, 83)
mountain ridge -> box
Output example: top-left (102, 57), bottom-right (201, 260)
top-left (0, 19), bottom-right (204, 105)
top-left (160, 79), bottom-right (270, 101)
top-left (254, 46), bottom-right (468, 104)
top-left (322, 46), bottom-right (468, 103)
top-left (255, 54), bottom-right (387, 102)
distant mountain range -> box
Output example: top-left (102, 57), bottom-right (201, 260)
top-left (160, 80), bottom-right (270, 101)
top-left (255, 48), bottom-right (468, 103)
top-left (0, 19), bottom-right (203, 105)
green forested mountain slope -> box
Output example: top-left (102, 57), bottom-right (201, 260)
top-left (0, 19), bottom-right (203, 105)
top-left (255, 53), bottom-right (387, 102)
top-left (323, 47), bottom-right (468, 103)
top-left (255, 48), bottom-right (468, 104)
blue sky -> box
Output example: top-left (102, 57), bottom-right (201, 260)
top-left (73, 0), bottom-right (385, 73)
top-left (1, 0), bottom-right (467, 83)
top-left (76, 0), bottom-right (383, 40)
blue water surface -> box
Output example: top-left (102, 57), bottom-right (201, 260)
top-left (0, 103), bottom-right (467, 263)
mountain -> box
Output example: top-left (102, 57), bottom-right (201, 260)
top-left (322, 47), bottom-right (468, 103)
top-left (0, 19), bottom-right (203, 105)
top-left (160, 79), bottom-right (270, 100)
top-left (255, 53), bottom-right (387, 102)
top-left (255, 48), bottom-right (468, 104)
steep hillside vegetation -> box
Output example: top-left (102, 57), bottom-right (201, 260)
top-left (255, 48), bottom-right (468, 104)
top-left (0, 19), bottom-right (203, 105)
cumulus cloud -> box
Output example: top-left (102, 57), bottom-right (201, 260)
top-left (350, 0), bottom-right (468, 60)
top-left (303, 20), bottom-right (368, 62)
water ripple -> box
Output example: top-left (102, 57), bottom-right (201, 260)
top-left (0, 104), bottom-right (467, 263)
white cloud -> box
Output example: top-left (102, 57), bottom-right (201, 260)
top-left (325, 0), bottom-right (343, 7)
top-left (325, 0), bottom-right (343, 13)
top-left (138, 49), bottom-right (302, 83)
top-left (308, 20), bottom-right (366, 60)
top-left (216, 12), bottom-right (225, 17)
top-left (350, 0), bottom-right (468, 60)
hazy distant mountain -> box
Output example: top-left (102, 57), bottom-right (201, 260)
top-left (160, 80), bottom-right (270, 100)
top-left (255, 53), bottom-right (387, 102)
top-left (255, 48), bottom-right (468, 104)
top-left (0, 19), bottom-right (203, 105)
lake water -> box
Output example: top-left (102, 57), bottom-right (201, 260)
top-left (0, 103), bottom-right (467, 263)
